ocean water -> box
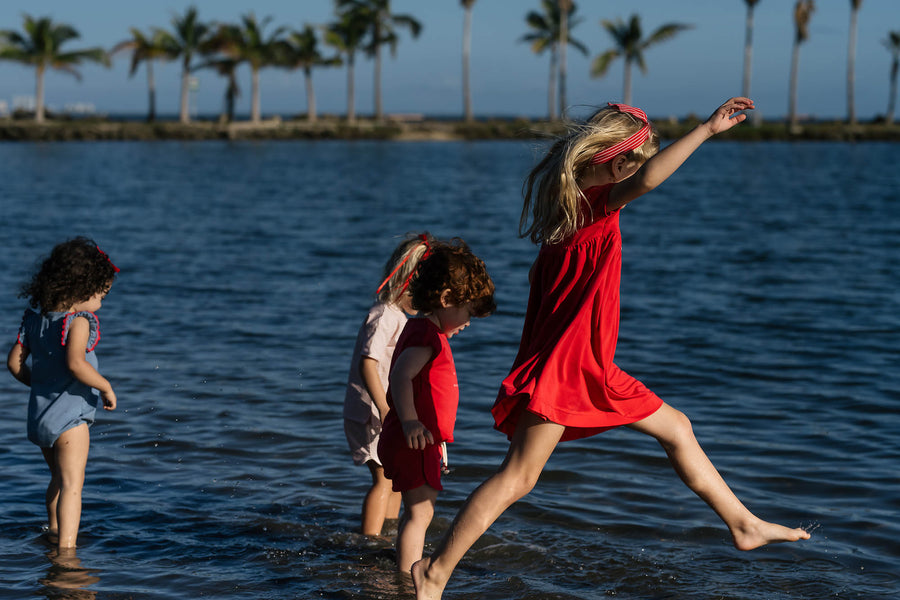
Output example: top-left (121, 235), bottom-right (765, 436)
top-left (0, 138), bottom-right (897, 600)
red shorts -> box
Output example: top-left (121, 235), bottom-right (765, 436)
top-left (377, 430), bottom-right (444, 492)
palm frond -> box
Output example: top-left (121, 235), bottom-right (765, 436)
top-left (641, 23), bottom-right (693, 51)
top-left (590, 49), bottom-right (620, 77)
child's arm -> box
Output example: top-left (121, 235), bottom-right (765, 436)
top-left (389, 345), bottom-right (436, 450)
top-left (359, 356), bottom-right (390, 421)
top-left (66, 316), bottom-right (117, 411)
top-left (608, 97), bottom-right (754, 211)
top-left (7, 343), bottom-right (31, 386)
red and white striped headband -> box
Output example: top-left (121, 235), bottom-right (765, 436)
top-left (589, 103), bottom-right (651, 165)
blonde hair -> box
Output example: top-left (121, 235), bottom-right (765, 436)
top-left (520, 107), bottom-right (660, 245)
top-left (377, 232), bottom-right (435, 304)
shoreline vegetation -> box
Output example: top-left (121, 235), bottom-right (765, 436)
top-left (1, 115), bottom-right (898, 142)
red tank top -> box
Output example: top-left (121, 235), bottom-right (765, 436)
top-left (384, 317), bottom-right (459, 443)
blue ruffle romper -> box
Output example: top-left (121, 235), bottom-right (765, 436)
top-left (16, 309), bottom-right (102, 448)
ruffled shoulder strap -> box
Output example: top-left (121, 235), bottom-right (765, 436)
top-left (61, 311), bottom-right (101, 352)
top-left (15, 309), bottom-right (34, 348)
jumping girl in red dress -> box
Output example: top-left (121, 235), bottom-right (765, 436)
top-left (377, 239), bottom-right (496, 573)
top-left (413, 98), bottom-right (810, 599)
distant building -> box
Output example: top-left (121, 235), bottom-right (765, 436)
top-left (13, 96), bottom-right (35, 111)
top-left (64, 102), bottom-right (97, 115)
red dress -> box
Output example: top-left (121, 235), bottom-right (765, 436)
top-left (378, 317), bottom-right (458, 491)
top-left (493, 184), bottom-right (663, 442)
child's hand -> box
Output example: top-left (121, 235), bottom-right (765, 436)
top-left (704, 97), bottom-right (755, 135)
top-left (402, 420), bottom-right (434, 450)
top-left (101, 389), bottom-right (117, 411)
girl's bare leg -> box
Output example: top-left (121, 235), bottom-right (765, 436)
top-left (40, 447), bottom-right (61, 542)
top-left (386, 485), bottom-right (402, 520)
top-left (54, 424), bottom-right (90, 549)
top-left (397, 485), bottom-right (439, 573)
top-left (362, 461), bottom-right (401, 536)
top-left (412, 411), bottom-right (565, 600)
top-left (628, 402), bottom-right (810, 550)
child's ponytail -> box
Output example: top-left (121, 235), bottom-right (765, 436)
top-left (376, 233), bottom-right (435, 305)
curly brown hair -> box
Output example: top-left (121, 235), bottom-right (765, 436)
top-left (20, 237), bottom-right (119, 313)
top-left (409, 239), bottom-right (496, 318)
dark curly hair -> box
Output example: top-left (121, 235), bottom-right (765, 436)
top-left (409, 239), bottom-right (496, 318)
top-left (20, 237), bottom-right (119, 314)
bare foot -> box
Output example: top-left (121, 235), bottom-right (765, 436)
top-left (411, 557), bottom-right (444, 600)
top-left (732, 518), bottom-right (811, 550)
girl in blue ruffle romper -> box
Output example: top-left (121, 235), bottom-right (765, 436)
top-left (7, 237), bottom-right (119, 551)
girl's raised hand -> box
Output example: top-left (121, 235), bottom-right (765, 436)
top-left (402, 419), bottom-right (434, 450)
top-left (704, 97), bottom-right (755, 135)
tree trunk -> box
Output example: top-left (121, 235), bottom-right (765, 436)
top-left (558, 6), bottom-right (568, 119)
top-left (847, 6), bottom-right (859, 124)
top-left (180, 59), bottom-right (190, 123)
top-left (251, 66), bottom-right (261, 123)
top-left (226, 84), bottom-right (236, 122)
top-left (742, 4), bottom-right (755, 98)
top-left (347, 53), bottom-right (356, 123)
top-left (35, 63), bottom-right (45, 123)
top-left (888, 56), bottom-right (898, 125)
top-left (789, 40), bottom-right (800, 127)
top-left (462, 4), bottom-right (473, 123)
top-left (547, 46), bottom-right (557, 121)
top-left (147, 60), bottom-right (157, 123)
top-left (374, 32), bottom-right (383, 121)
top-left (305, 66), bottom-right (317, 123)
top-left (623, 57), bottom-right (633, 106)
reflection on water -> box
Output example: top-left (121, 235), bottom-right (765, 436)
top-left (41, 548), bottom-right (99, 600)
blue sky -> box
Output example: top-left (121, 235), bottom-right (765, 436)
top-left (0, 0), bottom-right (897, 121)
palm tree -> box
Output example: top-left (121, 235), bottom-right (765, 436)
top-left (193, 56), bottom-right (241, 122)
top-left (214, 13), bottom-right (286, 123)
top-left (112, 28), bottom-right (174, 122)
top-left (277, 25), bottom-right (339, 123)
top-left (846, 0), bottom-right (863, 124)
top-left (157, 6), bottom-right (212, 124)
top-left (461, 0), bottom-right (476, 122)
top-left (742, 0), bottom-right (761, 98)
top-left (521, 0), bottom-right (588, 120)
top-left (788, 0), bottom-right (815, 128)
top-left (885, 31), bottom-right (900, 125)
top-left (0, 15), bottom-right (109, 123)
top-left (337, 0), bottom-right (422, 121)
top-left (325, 9), bottom-right (369, 123)
top-left (591, 14), bottom-right (691, 107)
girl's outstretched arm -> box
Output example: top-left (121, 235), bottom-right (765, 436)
top-left (389, 345), bottom-right (435, 449)
top-left (66, 316), bottom-right (117, 410)
top-left (7, 343), bottom-right (31, 386)
top-left (608, 97), bottom-right (754, 211)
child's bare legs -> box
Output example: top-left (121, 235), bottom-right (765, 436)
top-left (362, 461), bottom-right (401, 536)
top-left (627, 402), bottom-right (810, 550)
top-left (46, 424), bottom-right (90, 549)
top-left (40, 447), bottom-right (61, 542)
top-left (412, 411), bottom-right (564, 600)
top-left (397, 484), bottom-right (439, 573)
